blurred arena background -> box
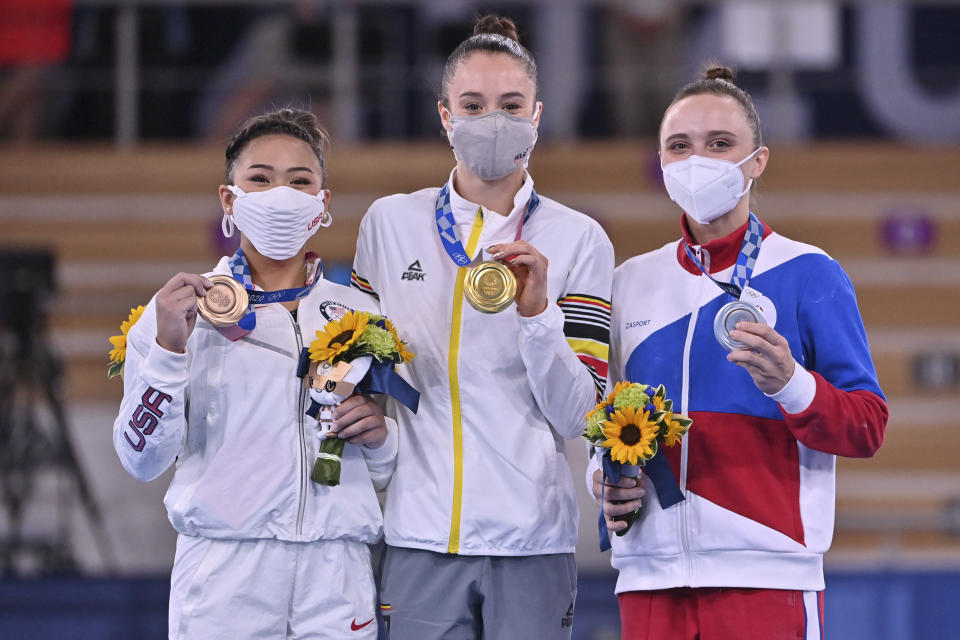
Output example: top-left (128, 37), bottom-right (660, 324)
top-left (1, 1), bottom-right (959, 638)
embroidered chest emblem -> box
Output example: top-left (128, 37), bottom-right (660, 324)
top-left (401, 260), bottom-right (426, 281)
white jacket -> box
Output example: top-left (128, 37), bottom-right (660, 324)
top-left (352, 172), bottom-right (614, 555)
top-left (113, 256), bottom-right (397, 543)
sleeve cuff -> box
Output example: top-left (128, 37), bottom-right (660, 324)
top-left (142, 340), bottom-right (190, 385)
top-left (585, 446), bottom-right (602, 500)
top-left (518, 300), bottom-right (564, 335)
top-left (362, 416), bottom-right (398, 463)
top-left (766, 360), bottom-right (816, 414)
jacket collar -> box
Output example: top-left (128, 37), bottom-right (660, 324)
top-left (445, 168), bottom-right (535, 225)
top-left (676, 213), bottom-right (773, 275)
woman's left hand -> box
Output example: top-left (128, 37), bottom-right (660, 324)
top-left (331, 395), bottom-right (387, 448)
top-left (726, 321), bottom-right (796, 394)
top-left (487, 240), bottom-right (548, 317)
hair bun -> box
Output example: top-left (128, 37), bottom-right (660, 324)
top-left (473, 14), bottom-right (520, 42)
top-left (705, 66), bottom-right (736, 82)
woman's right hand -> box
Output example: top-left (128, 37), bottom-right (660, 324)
top-left (155, 273), bottom-right (211, 353)
top-left (592, 468), bottom-right (646, 533)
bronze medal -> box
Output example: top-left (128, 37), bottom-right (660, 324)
top-left (463, 260), bottom-right (517, 314)
top-left (197, 275), bottom-right (248, 327)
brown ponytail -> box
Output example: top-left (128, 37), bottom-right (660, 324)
top-left (473, 14), bottom-right (520, 41)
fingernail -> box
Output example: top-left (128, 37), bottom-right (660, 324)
top-left (508, 257), bottom-right (518, 264)
top-left (492, 251), bottom-right (505, 260)
top-left (735, 322), bottom-right (744, 329)
top-left (487, 245), bottom-right (498, 252)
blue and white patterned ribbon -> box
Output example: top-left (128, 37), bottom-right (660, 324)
top-left (227, 248), bottom-right (322, 332)
top-left (434, 183), bottom-right (541, 267)
top-left (682, 212), bottom-right (764, 299)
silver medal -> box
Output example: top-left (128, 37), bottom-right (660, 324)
top-left (713, 300), bottom-right (766, 351)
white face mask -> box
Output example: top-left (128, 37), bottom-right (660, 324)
top-left (222, 185), bottom-right (331, 260)
top-left (661, 148), bottom-right (761, 224)
top-left (446, 106), bottom-right (540, 181)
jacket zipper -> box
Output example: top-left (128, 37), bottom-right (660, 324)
top-left (678, 247), bottom-right (708, 585)
top-left (289, 310), bottom-right (308, 539)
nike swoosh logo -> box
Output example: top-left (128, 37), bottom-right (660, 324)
top-left (351, 617), bottom-right (374, 631)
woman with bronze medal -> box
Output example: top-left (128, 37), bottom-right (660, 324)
top-left (591, 67), bottom-right (888, 639)
top-left (350, 14), bottom-right (615, 640)
top-left (111, 109), bottom-right (401, 639)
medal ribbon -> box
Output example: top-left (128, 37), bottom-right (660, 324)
top-left (434, 182), bottom-right (540, 267)
top-left (682, 212), bottom-right (764, 299)
top-left (225, 248), bottom-right (322, 336)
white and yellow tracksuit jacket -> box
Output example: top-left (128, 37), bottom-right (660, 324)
top-left (351, 171), bottom-right (614, 555)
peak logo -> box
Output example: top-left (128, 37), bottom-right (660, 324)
top-left (401, 260), bottom-right (426, 281)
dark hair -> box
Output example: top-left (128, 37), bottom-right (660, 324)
top-left (439, 14), bottom-right (538, 108)
top-left (662, 65), bottom-right (763, 148)
top-left (224, 108), bottom-right (330, 184)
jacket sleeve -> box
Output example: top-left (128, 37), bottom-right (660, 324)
top-left (362, 415), bottom-right (398, 491)
top-left (772, 257), bottom-right (888, 458)
top-left (585, 290), bottom-right (623, 497)
top-left (112, 297), bottom-right (190, 482)
top-left (350, 209), bottom-right (381, 302)
top-left (519, 227), bottom-right (614, 440)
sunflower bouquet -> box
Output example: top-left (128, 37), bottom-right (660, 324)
top-left (108, 305), bottom-right (146, 379)
top-left (584, 382), bottom-right (692, 542)
top-left (301, 310), bottom-right (418, 486)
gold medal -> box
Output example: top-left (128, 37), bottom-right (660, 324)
top-left (197, 275), bottom-right (248, 327)
top-left (463, 260), bottom-right (517, 314)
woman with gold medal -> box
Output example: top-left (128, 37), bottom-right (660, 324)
top-left (350, 14), bottom-right (615, 640)
top-left (111, 108), bottom-right (398, 639)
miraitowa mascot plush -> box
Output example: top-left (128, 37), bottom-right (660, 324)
top-left (299, 350), bottom-right (418, 486)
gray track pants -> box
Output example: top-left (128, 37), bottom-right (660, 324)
top-left (379, 545), bottom-right (577, 640)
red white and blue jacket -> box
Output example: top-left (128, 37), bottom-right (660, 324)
top-left (593, 215), bottom-right (887, 593)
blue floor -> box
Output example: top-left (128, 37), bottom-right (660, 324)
top-left (2, 571), bottom-right (959, 639)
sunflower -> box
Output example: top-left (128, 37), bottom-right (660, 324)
top-left (651, 394), bottom-right (666, 413)
top-left (309, 310), bottom-right (369, 364)
top-left (108, 305), bottom-right (146, 379)
top-left (662, 413), bottom-right (690, 447)
top-left (601, 406), bottom-right (660, 466)
top-left (108, 304), bottom-right (146, 363)
top-left (383, 317), bottom-right (415, 363)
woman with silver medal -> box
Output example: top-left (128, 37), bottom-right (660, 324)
top-left (592, 67), bottom-right (888, 639)
top-left (351, 14), bottom-right (614, 640)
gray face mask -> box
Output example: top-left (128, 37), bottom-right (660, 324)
top-left (447, 108), bottom-right (539, 181)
